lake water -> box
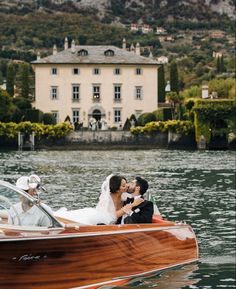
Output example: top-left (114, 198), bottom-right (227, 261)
top-left (0, 149), bottom-right (235, 289)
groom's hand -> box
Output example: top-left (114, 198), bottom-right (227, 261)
top-left (132, 198), bottom-right (144, 208)
top-left (122, 204), bottom-right (133, 214)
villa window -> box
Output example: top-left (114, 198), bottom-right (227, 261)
top-left (135, 86), bottom-right (143, 100)
top-left (135, 68), bottom-right (142, 75)
top-left (73, 68), bottom-right (80, 75)
top-left (51, 68), bottom-right (58, 75)
top-left (114, 109), bottom-right (121, 123)
top-left (104, 49), bottom-right (115, 56)
top-left (72, 84), bottom-right (80, 102)
top-left (78, 49), bottom-right (88, 56)
top-left (93, 68), bottom-right (100, 75)
top-left (114, 68), bottom-right (121, 75)
top-left (51, 86), bottom-right (58, 100)
top-left (114, 85), bottom-right (121, 102)
top-left (93, 85), bottom-right (101, 102)
top-left (72, 109), bottom-right (80, 123)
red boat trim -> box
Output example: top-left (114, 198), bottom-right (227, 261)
top-left (0, 224), bottom-right (193, 242)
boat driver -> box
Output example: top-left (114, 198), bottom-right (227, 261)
top-left (8, 176), bottom-right (53, 227)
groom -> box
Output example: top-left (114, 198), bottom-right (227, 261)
top-left (121, 177), bottom-right (154, 224)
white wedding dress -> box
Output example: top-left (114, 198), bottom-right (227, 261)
top-left (54, 175), bottom-right (117, 225)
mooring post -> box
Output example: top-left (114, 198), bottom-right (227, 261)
top-left (30, 132), bottom-right (35, 151)
top-left (18, 132), bottom-right (23, 151)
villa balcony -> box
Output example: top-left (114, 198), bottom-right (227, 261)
top-left (92, 94), bottom-right (101, 102)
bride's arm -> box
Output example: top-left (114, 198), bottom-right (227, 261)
top-left (116, 198), bottom-right (144, 218)
top-left (116, 204), bottom-right (132, 218)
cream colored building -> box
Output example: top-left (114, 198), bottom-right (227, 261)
top-left (32, 40), bottom-right (159, 128)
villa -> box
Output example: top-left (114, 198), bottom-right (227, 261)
top-left (32, 39), bottom-right (160, 128)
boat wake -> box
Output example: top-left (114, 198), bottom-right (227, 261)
top-left (200, 255), bottom-right (236, 265)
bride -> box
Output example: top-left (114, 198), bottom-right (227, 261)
top-left (54, 174), bottom-right (143, 225)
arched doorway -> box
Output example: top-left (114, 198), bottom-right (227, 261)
top-left (88, 105), bottom-right (106, 129)
top-left (209, 118), bottom-right (228, 150)
top-left (92, 109), bottom-right (102, 121)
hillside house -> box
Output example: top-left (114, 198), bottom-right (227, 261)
top-left (212, 51), bottom-right (223, 58)
top-left (157, 56), bottom-right (168, 64)
top-left (156, 27), bottom-right (167, 35)
top-left (210, 30), bottom-right (225, 39)
top-left (141, 25), bottom-right (153, 34)
top-left (130, 23), bottom-right (139, 32)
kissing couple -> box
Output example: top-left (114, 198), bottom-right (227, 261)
top-left (55, 174), bottom-right (154, 225)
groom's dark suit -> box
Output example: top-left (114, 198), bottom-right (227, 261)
top-left (122, 197), bottom-right (154, 224)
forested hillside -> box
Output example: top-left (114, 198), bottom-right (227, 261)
top-left (0, 0), bottom-right (235, 55)
top-left (0, 0), bottom-right (235, 20)
top-left (0, 0), bottom-right (235, 94)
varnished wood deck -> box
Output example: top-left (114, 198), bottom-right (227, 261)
top-left (0, 223), bottom-right (198, 289)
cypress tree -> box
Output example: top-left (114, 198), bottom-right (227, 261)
top-left (6, 63), bottom-right (15, 97)
top-left (0, 89), bottom-right (15, 122)
top-left (216, 56), bottom-right (221, 73)
top-left (220, 55), bottom-right (226, 73)
top-left (158, 64), bottom-right (165, 103)
top-left (0, 71), bottom-right (3, 85)
top-left (0, 60), bottom-right (7, 78)
top-left (170, 61), bottom-right (179, 94)
top-left (19, 63), bottom-right (30, 98)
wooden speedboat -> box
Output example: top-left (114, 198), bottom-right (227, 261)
top-left (0, 180), bottom-right (198, 289)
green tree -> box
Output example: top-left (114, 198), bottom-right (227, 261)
top-left (0, 89), bottom-right (16, 122)
top-left (0, 71), bottom-right (3, 85)
top-left (166, 91), bottom-right (183, 119)
top-left (12, 97), bottom-right (32, 122)
top-left (137, 112), bottom-right (156, 126)
top-left (170, 62), bottom-right (179, 94)
top-left (123, 118), bottom-right (131, 131)
top-left (0, 60), bottom-right (7, 78)
top-left (208, 78), bottom-right (235, 98)
top-left (182, 85), bottom-right (201, 99)
top-left (110, 0), bottom-right (126, 16)
top-left (158, 64), bottom-right (165, 103)
top-left (227, 55), bottom-right (236, 72)
top-left (220, 55), bottom-right (226, 73)
top-left (42, 113), bottom-right (56, 125)
top-left (6, 63), bottom-right (15, 97)
top-left (216, 56), bottom-right (226, 74)
top-left (78, 35), bottom-right (87, 45)
top-left (19, 63), bottom-right (30, 98)
top-left (216, 56), bottom-right (220, 73)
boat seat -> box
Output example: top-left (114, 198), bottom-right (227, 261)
top-left (152, 214), bottom-right (163, 222)
top-left (152, 214), bottom-right (174, 225)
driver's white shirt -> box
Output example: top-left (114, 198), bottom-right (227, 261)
top-left (8, 202), bottom-right (52, 227)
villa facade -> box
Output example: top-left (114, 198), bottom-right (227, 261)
top-left (32, 40), bottom-right (159, 129)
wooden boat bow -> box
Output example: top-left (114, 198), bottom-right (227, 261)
top-left (0, 180), bottom-right (199, 289)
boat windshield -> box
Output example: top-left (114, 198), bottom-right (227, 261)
top-left (0, 180), bottom-right (61, 228)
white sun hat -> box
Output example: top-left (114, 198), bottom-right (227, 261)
top-left (16, 176), bottom-right (38, 191)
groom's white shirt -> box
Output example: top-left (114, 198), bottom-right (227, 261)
top-left (121, 194), bottom-right (142, 224)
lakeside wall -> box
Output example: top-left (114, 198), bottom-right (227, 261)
top-left (2, 130), bottom-right (234, 150)
top-left (40, 131), bottom-right (197, 150)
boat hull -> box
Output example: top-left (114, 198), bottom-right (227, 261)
top-left (0, 224), bottom-right (198, 289)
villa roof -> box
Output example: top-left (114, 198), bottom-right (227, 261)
top-left (32, 45), bottom-right (159, 65)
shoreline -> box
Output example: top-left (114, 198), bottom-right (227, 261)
top-left (1, 143), bottom-right (235, 151)
top-left (0, 131), bottom-right (235, 151)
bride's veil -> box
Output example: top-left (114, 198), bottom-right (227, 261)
top-left (96, 174), bottom-right (116, 222)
